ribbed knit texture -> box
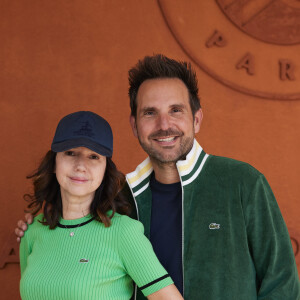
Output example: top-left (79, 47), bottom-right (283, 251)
top-left (20, 213), bottom-right (173, 300)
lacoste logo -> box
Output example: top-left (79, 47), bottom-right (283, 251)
top-left (209, 223), bottom-right (220, 230)
top-left (79, 258), bottom-right (89, 263)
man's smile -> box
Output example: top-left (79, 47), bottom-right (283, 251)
top-left (153, 136), bottom-right (180, 146)
top-left (156, 137), bottom-right (176, 142)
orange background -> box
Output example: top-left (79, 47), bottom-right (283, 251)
top-left (0, 1), bottom-right (299, 299)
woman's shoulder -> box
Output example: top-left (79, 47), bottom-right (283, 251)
top-left (27, 214), bottom-right (46, 230)
top-left (22, 214), bottom-right (46, 241)
top-left (111, 213), bottom-right (144, 233)
top-left (33, 213), bottom-right (44, 221)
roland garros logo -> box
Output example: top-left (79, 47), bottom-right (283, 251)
top-left (158, 0), bottom-right (300, 100)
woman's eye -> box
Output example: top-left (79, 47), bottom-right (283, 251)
top-left (65, 151), bottom-right (75, 156)
top-left (90, 155), bottom-right (99, 160)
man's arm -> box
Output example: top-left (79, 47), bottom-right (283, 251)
top-left (244, 174), bottom-right (300, 299)
top-left (15, 213), bottom-right (33, 242)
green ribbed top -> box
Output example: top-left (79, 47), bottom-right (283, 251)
top-left (20, 213), bottom-right (173, 300)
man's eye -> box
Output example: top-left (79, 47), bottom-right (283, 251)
top-left (172, 108), bottom-right (182, 113)
top-left (144, 111), bottom-right (154, 116)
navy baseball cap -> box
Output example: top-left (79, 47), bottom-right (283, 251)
top-left (51, 111), bottom-right (113, 157)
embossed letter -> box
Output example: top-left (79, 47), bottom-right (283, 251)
top-left (0, 234), bottom-right (19, 269)
top-left (236, 53), bottom-right (255, 75)
top-left (206, 30), bottom-right (227, 48)
top-left (279, 59), bottom-right (296, 81)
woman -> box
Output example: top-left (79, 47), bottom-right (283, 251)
top-left (20, 111), bottom-right (183, 300)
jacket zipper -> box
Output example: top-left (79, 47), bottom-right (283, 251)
top-left (177, 164), bottom-right (185, 297)
top-left (126, 177), bottom-right (139, 300)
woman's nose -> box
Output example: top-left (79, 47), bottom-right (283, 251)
top-left (74, 157), bottom-right (87, 171)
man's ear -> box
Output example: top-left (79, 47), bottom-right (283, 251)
top-left (194, 108), bottom-right (203, 134)
top-left (129, 115), bottom-right (138, 138)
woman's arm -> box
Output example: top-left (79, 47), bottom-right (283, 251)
top-left (119, 216), bottom-right (182, 298)
top-left (147, 284), bottom-right (183, 300)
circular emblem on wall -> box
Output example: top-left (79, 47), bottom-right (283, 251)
top-left (216, 0), bottom-right (300, 45)
top-left (158, 0), bottom-right (300, 99)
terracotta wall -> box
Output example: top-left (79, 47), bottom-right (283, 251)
top-left (0, 1), bottom-right (299, 299)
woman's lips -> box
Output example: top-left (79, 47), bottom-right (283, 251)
top-left (69, 177), bottom-right (88, 184)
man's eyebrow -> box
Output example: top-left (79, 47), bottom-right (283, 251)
top-left (141, 106), bottom-right (156, 112)
top-left (140, 103), bottom-right (187, 113)
top-left (170, 104), bottom-right (186, 108)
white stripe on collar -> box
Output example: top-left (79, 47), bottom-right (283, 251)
top-left (182, 154), bottom-right (209, 186)
top-left (176, 140), bottom-right (202, 176)
top-left (126, 139), bottom-right (207, 189)
top-left (126, 157), bottom-right (153, 188)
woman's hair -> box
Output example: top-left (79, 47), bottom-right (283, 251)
top-left (24, 150), bottom-right (130, 228)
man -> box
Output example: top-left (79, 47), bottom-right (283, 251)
top-left (16, 54), bottom-right (300, 299)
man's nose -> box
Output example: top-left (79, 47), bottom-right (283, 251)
top-left (157, 114), bottom-right (171, 130)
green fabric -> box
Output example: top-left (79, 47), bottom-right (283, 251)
top-left (126, 141), bottom-right (300, 300)
top-left (20, 213), bottom-right (173, 300)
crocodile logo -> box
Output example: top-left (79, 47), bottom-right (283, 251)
top-left (79, 258), bottom-right (89, 263)
top-left (209, 223), bottom-right (220, 230)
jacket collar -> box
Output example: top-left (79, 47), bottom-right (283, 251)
top-left (126, 139), bottom-right (209, 197)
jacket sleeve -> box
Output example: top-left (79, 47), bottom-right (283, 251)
top-left (244, 174), bottom-right (300, 299)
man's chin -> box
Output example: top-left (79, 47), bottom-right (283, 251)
top-left (149, 152), bottom-right (183, 165)
top-left (139, 138), bottom-right (193, 164)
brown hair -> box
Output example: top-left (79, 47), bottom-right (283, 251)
top-left (128, 54), bottom-right (201, 118)
top-left (24, 150), bottom-right (130, 228)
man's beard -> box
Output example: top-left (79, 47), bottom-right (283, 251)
top-left (137, 128), bottom-right (194, 165)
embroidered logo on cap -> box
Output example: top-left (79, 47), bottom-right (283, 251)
top-left (209, 223), bottom-right (220, 230)
top-left (74, 121), bottom-right (95, 137)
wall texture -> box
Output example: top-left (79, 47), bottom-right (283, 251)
top-left (0, 1), bottom-right (299, 299)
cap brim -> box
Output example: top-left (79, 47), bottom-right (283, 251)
top-left (51, 138), bottom-right (112, 157)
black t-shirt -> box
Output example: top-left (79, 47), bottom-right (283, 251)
top-left (149, 173), bottom-right (183, 295)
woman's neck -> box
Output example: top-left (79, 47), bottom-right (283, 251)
top-left (61, 194), bottom-right (92, 220)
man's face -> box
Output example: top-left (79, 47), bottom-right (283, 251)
top-left (130, 78), bottom-right (202, 165)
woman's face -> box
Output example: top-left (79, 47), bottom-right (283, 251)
top-left (55, 147), bottom-right (106, 202)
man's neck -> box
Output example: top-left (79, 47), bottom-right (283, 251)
top-left (151, 159), bottom-right (180, 184)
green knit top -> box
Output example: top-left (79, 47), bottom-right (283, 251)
top-left (20, 213), bottom-right (173, 300)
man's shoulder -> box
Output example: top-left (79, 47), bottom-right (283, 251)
top-left (120, 183), bottom-right (138, 220)
top-left (205, 154), bottom-right (262, 182)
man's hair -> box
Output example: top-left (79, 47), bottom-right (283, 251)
top-left (128, 54), bottom-right (201, 118)
top-left (24, 151), bottom-right (130, 228)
